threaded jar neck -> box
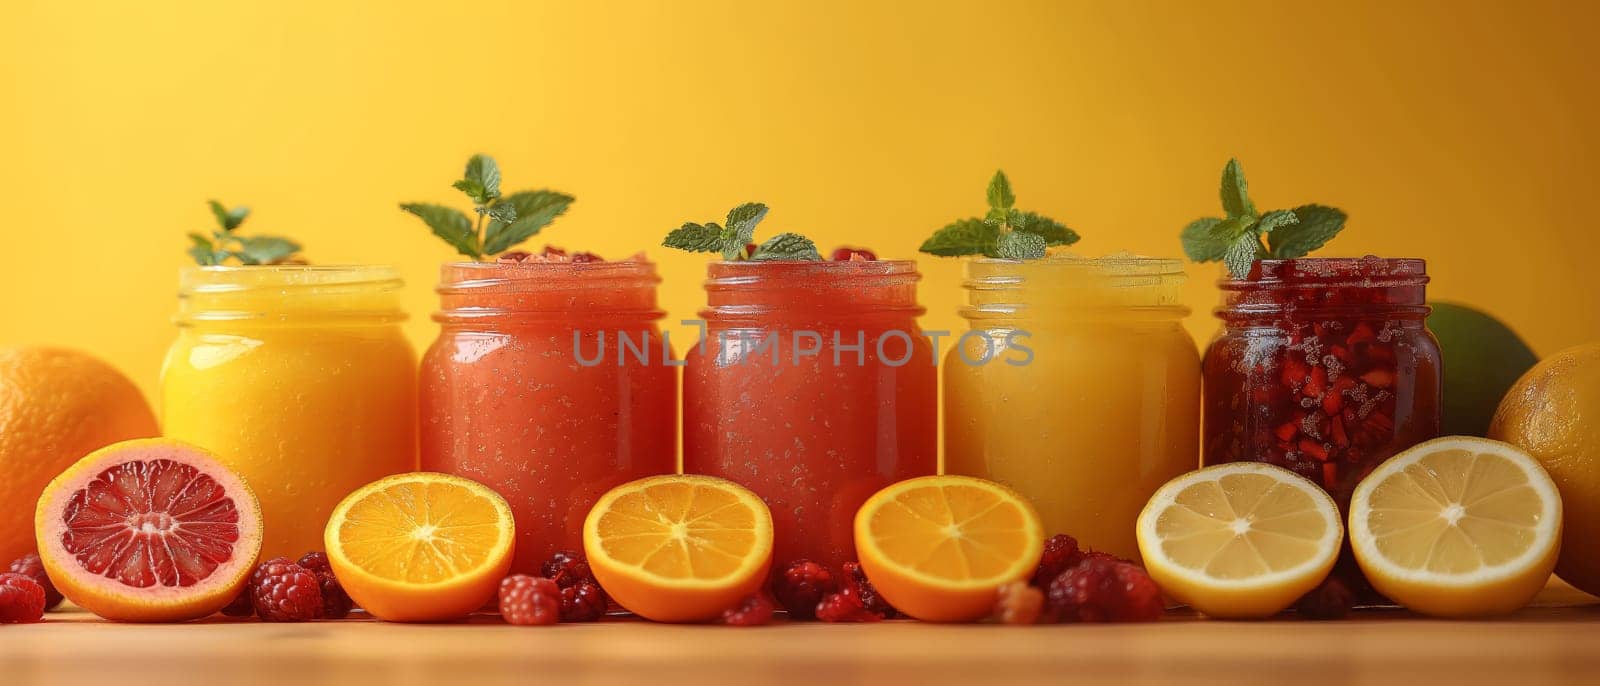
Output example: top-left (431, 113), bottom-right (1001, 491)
top-left (176, 265), bottom-right (405, 327)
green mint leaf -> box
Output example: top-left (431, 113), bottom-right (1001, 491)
top-left (1268, 204), bottom-right (1347, 258)
top-left (482, 203), bottom-right (518, 225)
top-left (1179, 217), bottom-right (1227, 261)
top-left (919, 218), bottom-right (1000, 257)
top-left (234, 235), bottom-right (302, 265)
top-left (458, 154), bottom-right (501, 204)
top-left (1223, 232), bottom-right (1264, 279)
top-left (725, 203), bottom-right (768, 245)
top-left (401, 202), bottom-right (479, 259)
top-left (748, 232), bottom-right (821, 261)
top-left (187, 232), bottom-right (214, 250)
top-left (208, 200), bottom-right (249, 231)
top-left (984, 207), bottom-right (1008, 225)
top-left (996, 230), bottom-right (1048, 259)
top-left (1253, 209), bottom-right (1298, 241)
top-left (662, 222), bottom-right (724, 253)
top-left (452, 178), bottom-right (486, 202)
top-left (986, 170), bottom-right (1015, 210)
top-left (187, 233), bottom-right (225, 266)
top-left (1011, 211), bottom-right (1079, 246)
top-left (1220, 158), bottom-right (1256, 218)
top-left (482, 190), bottom-right (573, 255)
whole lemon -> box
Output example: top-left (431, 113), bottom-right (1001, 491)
top-left (0, 347), bottom-right (159, 563)
top-left (1489, 343), bottom-right (1600, 596)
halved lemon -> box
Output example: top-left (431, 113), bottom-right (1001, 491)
top-left (583, 475), bottom-right (773, 622)
top-left (1349, 436), bottom-right (1561, 617)
top-left (324, 472), bottom-right (515, 622)
top-left (1137, 462), bottom-right (1343, 619)
top-left (853, 476), bottom-right (1044, 622)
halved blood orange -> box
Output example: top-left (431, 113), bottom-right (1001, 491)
top-left (34, 438), bottom-right (263, 622)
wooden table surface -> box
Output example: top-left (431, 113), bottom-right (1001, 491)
top-left (4, 584), bottom-right (1599, 686)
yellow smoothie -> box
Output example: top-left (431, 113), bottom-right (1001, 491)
top-left (943, 256), bottom-right (1199, 561)
top-left (161, 266), bottom-right (418, 558)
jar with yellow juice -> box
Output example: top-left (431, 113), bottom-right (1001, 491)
top-left (943, 255), bottom-right (1199, 561)
top-left (161, 266), bottom-right (418, 558)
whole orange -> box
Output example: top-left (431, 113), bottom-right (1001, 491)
top-left (0, 347), bottom-right (158, 563)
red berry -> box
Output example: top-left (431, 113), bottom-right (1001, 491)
top-left (719, 594), bottom-right (776, 626)
top-left (559, 580), bottom-right (608, 622)
top-left (499, 574), bottom-right (561, 626)
top-left (540, 550), bottom-right (596, 589)
top-left (249, 557), bottom-right (324, 622)
top-left (297, 551), bottom-right (353, 619)
top-left (815, 588), bottom-right (881, 623)
top-left (1045, 557), bottom-right (1163, 623)
top-left (771, 559), bottom-right (834, 620)
top-left (1294, 575), bottom-right (1354, 620)
top-left (1031, 534), bottom-right (1084, 588)
top-left (220, 589), bottom-right (256, 617)
top-left (0, 572), bottom-right (46, 623)
top-left (992, 581), bottom-right (1044, 624)
top-left (842, 561), bottom-right (897, 618)
top-left (7, 553), bottom-right (62, 610)
top-left (830, 247), bottom-right (877, 261)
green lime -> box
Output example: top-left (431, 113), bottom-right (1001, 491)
top-left (1428, 302), bottom-right (1539, 436)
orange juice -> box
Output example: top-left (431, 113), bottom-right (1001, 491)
top-left (161, 266), bottom-right (418, 558)
top-left (943, 256), bottom-right (1199, 560)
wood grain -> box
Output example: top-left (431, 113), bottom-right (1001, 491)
top-left (4, 585), bottom-right (1598, 686)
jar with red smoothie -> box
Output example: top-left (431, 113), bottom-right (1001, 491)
top-left (1202, 257), bottom-right (1442, 507)
top-left (421, 259), bottom-right (677, 573)
top-left (682, 260), bottom-right (938, 572)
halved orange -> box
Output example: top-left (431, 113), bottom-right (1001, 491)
top-left (324, 472), bottom-right (514, 622)
top-left (583, 475), bottom-right (773, 622)
top-left (854, 476), bottom-right (1044, 622)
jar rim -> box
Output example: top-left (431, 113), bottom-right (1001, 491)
top-left (437, 259), bottom-right (661, 293)
top-left (179, 264), bottom-right (403, 292)
top-left (175, 264), bottom-right (405, 325)
top-left (705, 259), bottom-right (919, 278)
top-left (1220, 257), bottom-right (1428, 289)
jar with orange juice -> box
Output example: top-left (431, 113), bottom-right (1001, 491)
top-left (943, 255), bottom-right (1200, 561)
top-left (161, 265), bottom-right (419, 558)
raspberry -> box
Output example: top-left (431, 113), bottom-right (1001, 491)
top-left (297, 551), bottom-right (354, 619)
top-left (771, 559), bottom-right (834, 620)
top-left (499, 574), bottom-right (561, 626)
top-left (814, 588), bottom-right (881, 623)
top-left (992, 581), bottom-right (1044, 625)
top-left (219, 589), bottom-right (256, 617)
top-left (540, 550), bottom-right (595, 589)
top-left (559, 580), bottom-right (608, 622)
top-left (249, 557), bottom-right (324, 622)
top-left (842, 562), bottom-right (897, 618)
top-left (0, 572), bottom-right (46, 623)
top-left (1031, 534), bottom-right (1084, 588)
top-left (1294, 575), bottom-right (1354, 620)
top-left (7, 553), bottom-right (63, 610)
top-left (830, 247), bottom-right (877, 261)
top-left (719, 594), bottom-right (776, 626)
top-left (1046, 557), bottom-right (1163, 623)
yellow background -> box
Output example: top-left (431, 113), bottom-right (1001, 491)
top-left (2, 0), bottom-right (1597, 399)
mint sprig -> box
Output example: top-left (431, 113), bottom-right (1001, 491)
top-left (662, 203), bottom-right (821, 261)
top-left (186, 200), bottom-right (304, 266)
top-left (919, 170), bottom-right (1079, 259)
top-left (401, 154), bottom-right (574, 261)
top-left (1180, 159), bottom-right (1348, 278)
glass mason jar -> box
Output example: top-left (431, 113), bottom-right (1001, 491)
top-left (944, 256), bottom-right (1200, 561)
top-left (683, 261), bottom-right (937, 572)
top-left (161, 265), bottom-right (418, 558)
top-left (1202, 257), bottom-right (1442, 508)
top-left (421, 261), bottom-right (677, 573)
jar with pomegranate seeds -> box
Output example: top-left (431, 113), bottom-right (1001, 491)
top-left (1201, 257), bottom-right (1442, 507)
